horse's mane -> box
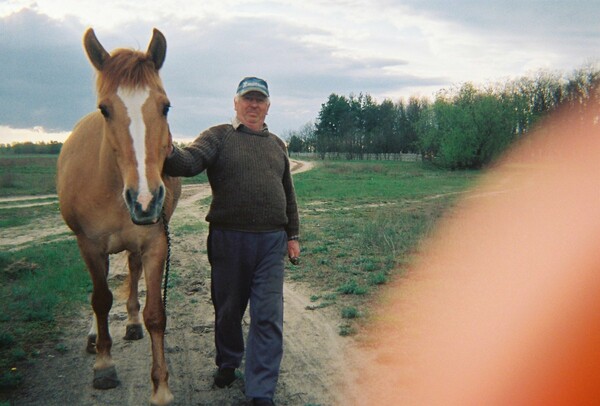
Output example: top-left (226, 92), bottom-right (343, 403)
top-left (96, 48), bottom-right (165, 95)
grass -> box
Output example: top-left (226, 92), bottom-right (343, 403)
top-left (289, 160), bottom-right (479, 333)
top-left (0, 203), bottom-right (60, 229)
top-left (0, 154), bottom-right (208, 198)
top-left (294, 160), bottom-right (475, 202)
top-left (341, 306), bottom-right (359, 319)
top-left (0, 155), bottom-right (58, 197)
top-left (0, 240), bottom-right (90, 391)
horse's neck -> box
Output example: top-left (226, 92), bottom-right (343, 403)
top-left (97, 133), bottom-right (124, 191)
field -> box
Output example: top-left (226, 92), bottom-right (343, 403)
top-left (0, 155), bottom-right (58, 197)
top-left (290, 161), bottom-right (477, 333)
top-left (0, 155), bottom-right (478, 404)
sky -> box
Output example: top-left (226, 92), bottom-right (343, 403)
top-left (0, 0), bottom-right (598, 144)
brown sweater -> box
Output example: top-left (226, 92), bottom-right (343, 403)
top-left (164, 123), bottom-right (299, 237)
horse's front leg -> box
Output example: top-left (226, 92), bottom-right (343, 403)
top-left (77, 238), bottom-right (120, 389)
top-left (124, 252), bottom-right (144, 340)
top-left (86, 313), bottom-right (98, 354)
top-left (142, 238), bottom-right (173, 405)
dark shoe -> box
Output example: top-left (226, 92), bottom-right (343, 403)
top-left (251, 398), bottom-right (275, 406)
top-left (214, 367), bottom-right (236, 388)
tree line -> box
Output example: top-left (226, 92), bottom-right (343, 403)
top-left (285, 65), bottom-right (600, 169)
top-left (0, 141), bottom-right (62, 155)
top-left (3, 65), bottom-right (599, 168)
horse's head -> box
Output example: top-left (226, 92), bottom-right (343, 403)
top-left (84, 28), bottom-right (172, 225)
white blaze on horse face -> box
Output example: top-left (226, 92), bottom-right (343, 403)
top-left (117, 87), bottom-right (153, 210)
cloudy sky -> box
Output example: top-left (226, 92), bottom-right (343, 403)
top-left (0, 0), bottom-right (598, 143)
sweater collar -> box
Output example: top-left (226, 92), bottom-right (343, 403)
top-left (232, 117), bottom-right (269, 134)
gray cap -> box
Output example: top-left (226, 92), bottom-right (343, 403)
top-left (236, 76), bottom-right (269, 97)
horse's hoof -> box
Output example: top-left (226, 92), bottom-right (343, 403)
top-left (123, 324), bottom-right (144, 340)
top-left (86, 334), bottom-right (97, 354)
top-left (150, 384), bottom-right (174, 405)
top-left (93, 365), bottom-right (120, 389)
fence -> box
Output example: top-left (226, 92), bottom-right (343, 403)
top-left (290, 152), bottom-right (422, 162)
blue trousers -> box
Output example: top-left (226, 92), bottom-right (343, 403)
top-left (207, 228), bottom-right (287, 399)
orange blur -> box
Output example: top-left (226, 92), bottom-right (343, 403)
top-left (343, 105), bottom-right (600, 405)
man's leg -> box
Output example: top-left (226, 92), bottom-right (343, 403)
top-left (245, 230), bottom-right (287, 400)
top-left (208, 229), bottom-right (252, 373)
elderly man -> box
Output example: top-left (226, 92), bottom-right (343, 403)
top-left (163, 77), bottom-right (300, 406)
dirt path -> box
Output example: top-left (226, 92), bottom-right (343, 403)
top-left (9, 160), bottom-right (353, 406)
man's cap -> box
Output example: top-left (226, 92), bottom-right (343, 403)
top-left (236, 76), bottom-right (269, 97)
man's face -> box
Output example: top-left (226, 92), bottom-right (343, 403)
top-left (234, 91), bottom-right (270, 131)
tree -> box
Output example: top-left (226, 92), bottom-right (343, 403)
top-left (315, 94), bottom-right (352, 158)
top-left (418, 83), bottom-right (518, 169)
top-left (287, 134), bottom-right (304, 153)
top-left (370, 99), bottom-right (396, 156)
top-left (307, 63), bottom-right (600, 166)
top-left (402, 97), bottom-right (428, 153)
top-left (283, 122), bottom-right (316, 153)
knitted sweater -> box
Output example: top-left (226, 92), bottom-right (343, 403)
top-left (163, 123), bottom-right (299, 237)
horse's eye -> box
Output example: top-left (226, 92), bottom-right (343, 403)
top-left (98, 104), bottom-right (110, 118)
top-left (162, 103), bottom-right (170, 117)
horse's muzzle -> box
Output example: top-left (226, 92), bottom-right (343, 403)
top-left (124, 185), bottom-right (165, 225)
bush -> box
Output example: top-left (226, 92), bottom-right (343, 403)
top-left (341, 306), bottom-right (359, 319)
top-left (337, 279), bottom-right (367, 295)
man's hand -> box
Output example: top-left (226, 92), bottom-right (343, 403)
top-left (288, 240), bottom-right (300, 265)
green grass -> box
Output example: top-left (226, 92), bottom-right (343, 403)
top-left (289, 160), bottom-right (479, 333)
top-left (0, 154), bottom-right (208, 198)
top-left (0, 240), bottom-right (90, 390)
top-left (181, 172), bottom-right (208, 185)
top-left (0, 203), bottom-right (60, 229)
top-left (0, 155), bottom-right (58, 197)
top-left (295, 160), bottom-right (475, 202)
top-left (341, 306), bottom-right (359, 319)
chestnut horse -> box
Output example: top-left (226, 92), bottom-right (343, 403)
top-left (57, 28), bottom-right (181, 405)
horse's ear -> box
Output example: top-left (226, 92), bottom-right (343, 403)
top-left (83, 28), bottom-right (110, 71)
top-left (147, 28), bottom-right (167, 71)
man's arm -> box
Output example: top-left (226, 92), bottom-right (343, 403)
top-left (163, 126), bottom-right (225, 177)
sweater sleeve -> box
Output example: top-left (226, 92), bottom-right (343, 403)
top-left (271, 135), bottom-right (299, 237)
top-left (282, 152), bottom-right (300, 238)
top-left (163, 126), bottom-right (225, 177)
top-left (270, 134), bottom-right (300, 237)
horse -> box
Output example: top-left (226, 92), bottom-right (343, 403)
top-left (56, 28), bottom-right (181, 405)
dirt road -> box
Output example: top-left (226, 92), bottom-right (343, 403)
top-left (9, 160), bottom-right (354, 405)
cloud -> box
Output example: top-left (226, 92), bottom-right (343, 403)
top-left (399, 0), bottom-right (600, 65)
top-left (0, 125), bottom-right (70, 144)
top-left (0, 7), bottom-right (443, 139)
top-left (1, 2), bottom-right (598, 143)
top-left (0, 9), bottom-right (95, 131)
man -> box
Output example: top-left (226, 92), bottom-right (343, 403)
top-left (163, 77), bottom-right (300, 406)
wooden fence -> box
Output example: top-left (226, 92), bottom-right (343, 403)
top-left (290, 152), bottom-right (422, 162)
